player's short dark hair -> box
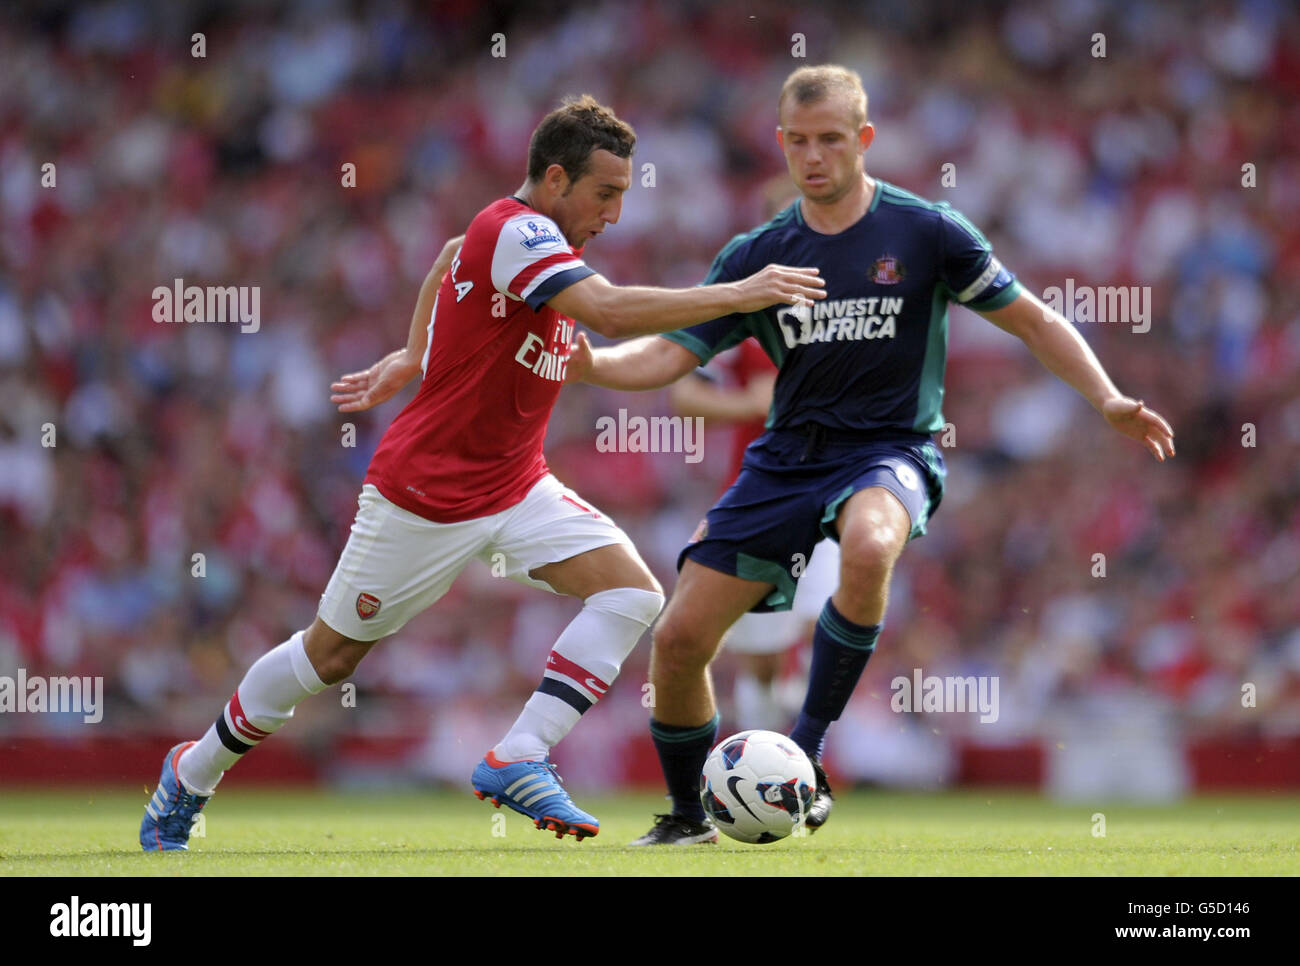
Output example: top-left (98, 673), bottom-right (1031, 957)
top-left (526, 95), bottom-right (636, 187)
top-left (779, 65), bottom-right (869, 127)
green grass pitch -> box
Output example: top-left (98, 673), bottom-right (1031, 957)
top-left (2, 787), bottom-right (1296, 875)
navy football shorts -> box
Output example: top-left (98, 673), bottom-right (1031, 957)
top-left (679, 426), bottom-right (946, 613)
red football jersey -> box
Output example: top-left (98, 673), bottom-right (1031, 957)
top-left (365, 197), bottom-right (594, 522)
top-left (723, 338), bottom-right (778, 483)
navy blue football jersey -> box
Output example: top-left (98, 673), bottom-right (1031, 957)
top-left (663, 180), bottom-right (1021, 435)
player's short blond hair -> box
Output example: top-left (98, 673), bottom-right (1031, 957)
top-left (778, 65), bottom-right (869, 128)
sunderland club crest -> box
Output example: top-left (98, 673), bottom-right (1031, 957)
top-left (356, 592), bottom-right (382, 620)
top-left (870, 254), bottom-right (905, 284)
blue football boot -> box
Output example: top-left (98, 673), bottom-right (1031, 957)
top-left (139, 741), bottom-right (210, 851)
top-left (472, 751), bottom-right (599, 840)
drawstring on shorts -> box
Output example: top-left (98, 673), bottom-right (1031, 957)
top-left (799, 423), bottom-right (827, 463)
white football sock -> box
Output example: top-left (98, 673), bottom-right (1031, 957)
top-left (178, 630), bottom-right (327, 794)
top-left (494, 587), bottom-right (663, 762)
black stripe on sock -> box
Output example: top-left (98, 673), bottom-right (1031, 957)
top-left (649, 715), bottom-right (720, 743)
top-left (215, 715), bottom-right (255, 756)
top-left (537, 678), bottom-right (593, 714)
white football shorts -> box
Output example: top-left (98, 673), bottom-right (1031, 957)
top-left (723, 538), bottom-right (842, 654)
top-left (318, 475), bottom-right (634, 641)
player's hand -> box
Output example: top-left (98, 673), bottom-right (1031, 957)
top-left (565, 332), bottom-right (594, 384)
top-left (733, 264), bottom-right (826, 313)
top-left (1103, 396), bottom-right (1175, 461)
top-left (330, 349), bottom-right (422, 412)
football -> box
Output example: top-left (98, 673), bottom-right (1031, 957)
top-left (700, 730), bottom-right (816, 844)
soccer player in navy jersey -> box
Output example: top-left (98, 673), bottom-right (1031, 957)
top-left (566, 65), bottom-right (1176, 845)
top-left (139, 95), bottom-right (826, 850)
top-left (668, 179), bottom-right (840, 736)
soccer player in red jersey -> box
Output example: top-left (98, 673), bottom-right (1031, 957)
top-left (139, 95), bottom-right (826, 849)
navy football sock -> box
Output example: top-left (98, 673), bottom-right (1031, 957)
top-left (790, 599), bottom-right (881, 761)
top-left (649, 715), bottom-right (719, 822)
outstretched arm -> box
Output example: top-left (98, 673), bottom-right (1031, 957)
top-left (669, 370), bottom-right (775, 422)
top-left (566, 334), bottom-right (701, 391)
top-left (979, 290), bottom-right (1175, 461)
top-left (330, 235), bottom-right (464, 412)
top-left (546, 265), bottom-right (824, 339)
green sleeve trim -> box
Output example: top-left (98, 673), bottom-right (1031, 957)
top-left (878, 191), bottom-right (933, 211)
top-left (910, 287), bottom-right (950, 434)
top-left (660, 329), bottom-right (713, 364)
top-left (940, 207), bottom-right (992, 249)
top-left (967, 279), bottom-right (1022, 312)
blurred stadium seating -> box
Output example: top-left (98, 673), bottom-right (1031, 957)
top-left (1, 0), bottom-right (1297, 796)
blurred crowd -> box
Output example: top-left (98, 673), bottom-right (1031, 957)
top-left (1, 0), bottom-right (1297, 790)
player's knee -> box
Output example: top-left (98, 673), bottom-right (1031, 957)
top-left (651, 618), bottom-right (714, 678)
top-left (839, 526), bottom-right (903, 585)
top-left (311, 652), bottom-right (358, 686)
top-left (304, 621), bottom-right (371, 685)
top-left (586, 585), bottom-right (665, 628)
